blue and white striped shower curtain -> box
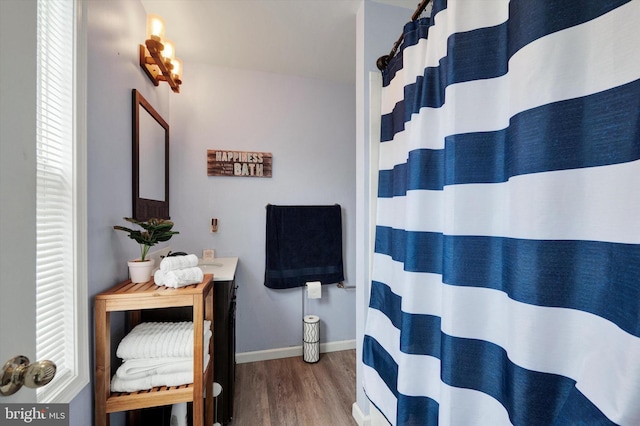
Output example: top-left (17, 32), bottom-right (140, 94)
top-left (363, 1), bottom-right (640, 425)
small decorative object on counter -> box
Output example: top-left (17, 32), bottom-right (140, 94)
top-left (203, 249), bottom-right (215, 261)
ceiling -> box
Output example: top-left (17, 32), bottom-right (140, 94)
top-left (139, 0), bottom-right (420, 83)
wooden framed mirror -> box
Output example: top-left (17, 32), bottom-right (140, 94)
top-left (132, 89), bottom-right (169, 221)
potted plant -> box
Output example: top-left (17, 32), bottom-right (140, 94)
top-left (114, 217), bottom-right (179, 283)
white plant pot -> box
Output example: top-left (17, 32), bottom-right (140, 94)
top-left (127, 259), bottom-right (155, 283)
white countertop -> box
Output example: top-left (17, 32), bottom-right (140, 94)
top-left (198, 256), bottom-right (238, 281)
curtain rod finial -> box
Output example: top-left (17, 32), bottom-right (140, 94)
top-left (377, 55), bottom-right (391, 71)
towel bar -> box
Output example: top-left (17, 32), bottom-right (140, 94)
top-left (337, 282), bottom-right (356, 289)
top-left (265, 203), bottom-right (341, 208)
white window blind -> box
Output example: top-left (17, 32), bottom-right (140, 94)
top-left (36, 0), bottom-right (88, 403)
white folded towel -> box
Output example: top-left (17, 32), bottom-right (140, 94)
top-left (116, 321), bottom-right (212, 360)
top-left (116, 357), bottom-right (192, 379)
top-left (110, 353), bottom-right (210, 392)
top-left (116, 330), bottom-right (210, 380)
top-left (160, 254), bottom-right (199, 272)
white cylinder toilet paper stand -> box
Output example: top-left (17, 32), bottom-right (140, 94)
top-left (213, 382), bottom-right (222, 426)
top-left (303, 315), bottom-right (320, 363)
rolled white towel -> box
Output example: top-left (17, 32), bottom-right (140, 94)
top-left (154, 269), bottom-right (165, 286)
top-left (160, 254), bottom-right (199, 273)
top-left (164, 267), bottom-right (204, 288)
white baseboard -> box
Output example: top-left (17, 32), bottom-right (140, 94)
top-left (236, 339), bottom-right (356, 364)
top-left (352, 402), bottom-right (371, 426)
top-left (369, 403), bottom-right (391, 426)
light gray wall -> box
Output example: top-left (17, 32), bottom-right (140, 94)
top-left (355, 0), bottom-right (415, 415)
top-left (169, 63), bottom-right (357, 353)
top-left (71, 0), bottom-right (172, 425)
top-left (85, 0), bottom-right (170, 288)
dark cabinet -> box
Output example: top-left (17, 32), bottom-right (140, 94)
top-left (214, 278), bottom-right (237, 424)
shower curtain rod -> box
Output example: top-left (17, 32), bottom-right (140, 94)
top-left (376, 0), bottom-right (432, 71)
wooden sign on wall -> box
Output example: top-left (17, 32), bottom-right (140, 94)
top-left (207, 150), bottom-right (272, 177)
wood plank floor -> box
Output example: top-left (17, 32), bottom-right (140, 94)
top-left (232, 349), bottom-right (357, 426)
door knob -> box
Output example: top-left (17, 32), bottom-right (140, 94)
top-left (0, 355), bottom-right (56, 396)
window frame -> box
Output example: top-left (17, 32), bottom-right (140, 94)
top-left (35, 0), bottom-right (89, 403)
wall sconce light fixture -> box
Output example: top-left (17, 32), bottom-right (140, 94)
top-left (140, 14), bottom-right (183, 93)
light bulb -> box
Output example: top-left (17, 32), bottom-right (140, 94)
top-left (162, 40), bottom-right (175, 61)
top-left (146, 14), bottom-right (165, 41)
top-left (171, 58), bottom-right (183, 81)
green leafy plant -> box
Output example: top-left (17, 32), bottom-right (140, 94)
top-left (113, 217), bottom-right (179, 261)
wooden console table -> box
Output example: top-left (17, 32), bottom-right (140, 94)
top-left (94, 275), bottom-right (214, 426)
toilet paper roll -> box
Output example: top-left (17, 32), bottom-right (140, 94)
top-left (303, 315), bottom-right (320, 342)
top-left (170, 402), bottom-right (188, 426)
top-left (306, 281), bottom-right (322, 299)
top-left (304, 340), bottom-right (320, 363)
top-left (303, 315), bottom-right (320, 363)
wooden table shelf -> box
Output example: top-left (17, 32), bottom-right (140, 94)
top-left (94, 275), bottom-right (214, 426)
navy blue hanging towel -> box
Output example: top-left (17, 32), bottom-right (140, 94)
top-left (264, 204), bottom-right (344, 289)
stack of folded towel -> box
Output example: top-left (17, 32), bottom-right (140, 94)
top-left (154, 254), bottom-right (204, 288)
top-left (110, 320), bottom-right (212, 393)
